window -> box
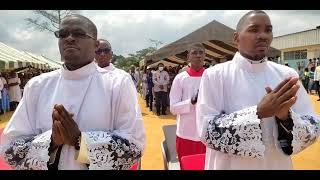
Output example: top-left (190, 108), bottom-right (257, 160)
top-left (284, 50), bottom-right (307, 60)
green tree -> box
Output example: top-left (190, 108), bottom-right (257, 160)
top-left (113, 39), bottom-right (162, 71)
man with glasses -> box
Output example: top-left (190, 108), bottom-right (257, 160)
top-left (0, 14), bottom-right (145, 170)
top-left (94, 39), bottom-right (121, 73)
top-left (169, 43), bottom-right (206, 168)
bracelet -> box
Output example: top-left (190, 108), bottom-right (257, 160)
top-left (75, 134), bottom-right (81, 151)
top-left (278, 121), bottom-right (292, 134)
top-left (275, 111), bottom-right (293, 134)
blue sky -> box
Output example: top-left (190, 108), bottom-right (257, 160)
top-left (0, 10), bottom-right (319, 61)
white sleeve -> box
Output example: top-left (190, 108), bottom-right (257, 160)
top-left (169, 75), bottom-right (192, 115)
top-left (196, 70), bottom-right (265, 159)
top-left (82, 76), bottom-right (146, 170)
top-left (0, 80), bottom-right (51, 170)
top-left (286, 71), bottom-right (320, 154)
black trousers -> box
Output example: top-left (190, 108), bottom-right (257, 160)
top-left (155, 91), bottom-right (167, 114)
top-left (146, 89), bottom-right (153, 110)
top-left (302, 78), bottom-right (309, 92)
top-left (10, 101), bottom-right (19, 111)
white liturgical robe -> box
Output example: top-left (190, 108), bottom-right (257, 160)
top-left (197, 52), bottom-right (320, 170)
top-left (170, 67), bottom-right (205, 141)
top-left (102, 63), bottom-right (132, 79)
top-left (0, 61), bottom-right (145, 170)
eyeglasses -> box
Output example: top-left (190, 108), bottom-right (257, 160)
top-left (95, 48), bottom-right (111, 55)
top-left (54, 29), bottom-right (95, 40)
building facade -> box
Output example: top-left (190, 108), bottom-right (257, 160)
top-left (271, 26), bottom-right (320, 70)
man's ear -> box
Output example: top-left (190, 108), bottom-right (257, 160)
top-left (233, 32), bottom-right (239, 46)
top-left (94, 40), bottom-right (100, 51)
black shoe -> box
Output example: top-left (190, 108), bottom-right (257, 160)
top-left (162, 112), bottom-right (167, 115)
top-left (317, 99), bottom-right (320, 101)
top-left (157, 112), bottom-right (160, 116)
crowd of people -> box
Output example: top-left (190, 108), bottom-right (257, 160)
top-left (297, 58), bottom-right (320, 100)
top-left (0, 68), bottom-right (52, 118)
top-left (130, 62), bottom-right (213, 116)
top-left (0, 10), bottom-right (319, 170)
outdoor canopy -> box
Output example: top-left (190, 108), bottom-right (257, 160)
top-left (0, 41), bottom-right (62, 70)
top-left (145, 20), bottom-right (281, 67)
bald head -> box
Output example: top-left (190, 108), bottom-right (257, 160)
top-left (95, 39), bottom-right (113, 68)
top-left (98, 39), bottom-right (112, 50)
top-left (236, 10), bottom-right (268, 32)
top-left (62, 14), bottom-right (98, 39)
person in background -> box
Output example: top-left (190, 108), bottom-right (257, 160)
top-left (146, 67), bottom-right (154, 111)
top-left (94, 39), bottom-right (132, 82)
top-left (130, 65), bottom-right (140, 89)
top-left (0, 72), bottom-right (9, 114)
top-left (153, 63), bottom-right (169, 116)
top-left (8, 72), bottom-right (21, 111)
top-left (303, 68), bottom-right (310, 93)
top-left (142, 67), bottom-right (148, 100)
top-left (170, 43), bottom-right (207, 167)
top-left (0, 73), bottom-right (3, 116)
top-left (314, 64), bottom-right (320, 101)
top-left (297, 66), bottom-right (304, 81)
top-left (308, 67), bottom-right (315, 94)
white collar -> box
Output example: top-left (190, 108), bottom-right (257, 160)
top-left (104, 63), bottom-right (115, 71)
top-left (60, 61), bottom-right (97, 80)
top-left (233, 52), bottom-right (268, 73)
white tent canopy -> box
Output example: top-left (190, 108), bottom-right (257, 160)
top-left (0, 41), bottom-right (61, 70)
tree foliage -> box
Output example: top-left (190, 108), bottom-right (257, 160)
top-left (25, 10), bottom-right (78, 33)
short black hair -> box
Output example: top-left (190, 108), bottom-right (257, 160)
top-left (62, 14), bottom-right (97, 39)
top-left (236, 10), bottom-right (268, 32)
top-left (158, 63), bottom-right (164, 66)
top-left (188, 43), bottom-right (205, 52)
top-left (98, 39), bottom-right (112, 49)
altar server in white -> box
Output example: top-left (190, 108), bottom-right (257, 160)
top-left (196, 10), bottom-right (319, 170)
top-left (170, 43), bottom-right (206, 166)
